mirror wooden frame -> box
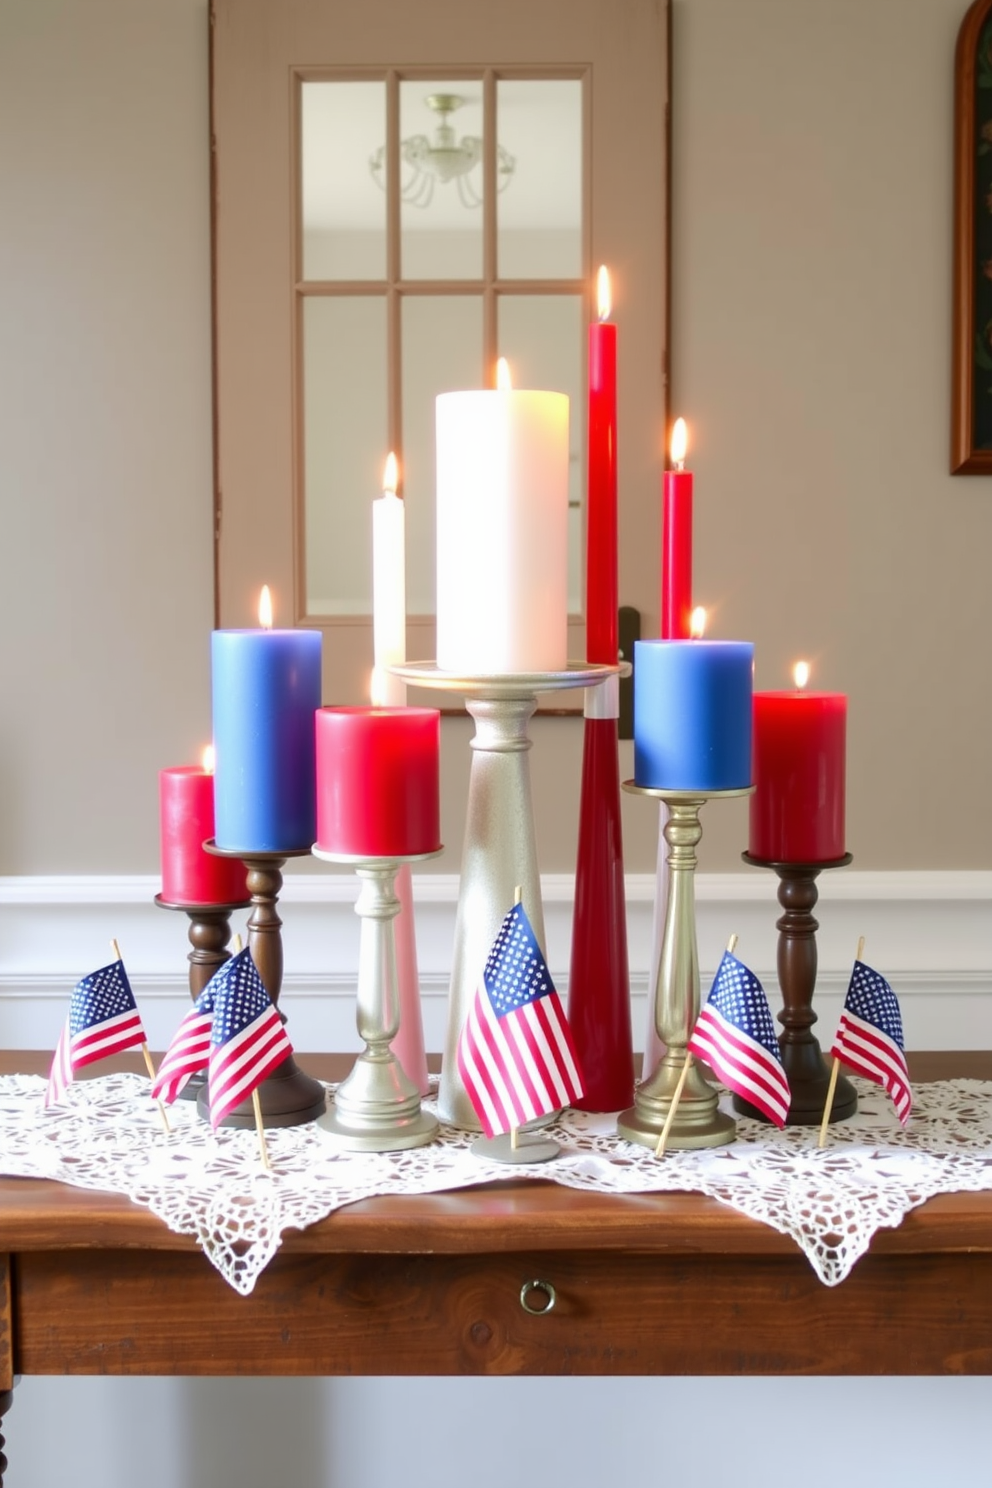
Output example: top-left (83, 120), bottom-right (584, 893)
top-left (953, 0), bottom-right (992, 472)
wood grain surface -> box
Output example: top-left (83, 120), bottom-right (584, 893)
top-left (1, 1051), bottom-right (990, 1379)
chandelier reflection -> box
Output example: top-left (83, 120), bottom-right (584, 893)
top-left (369, 93), bottom-right (515, 209)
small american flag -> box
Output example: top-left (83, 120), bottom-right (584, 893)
top-left (457, 900), bottom-right (584, 1137)
top-left (831, 960), bottom-right (912, 1124)
top-left (47, 959), bottom-right (147, 1106)
top-left (151, 981), bottom-right (215, 1105)
top-left (207, 947), bottom-right (293, 1128)
top-left (688, 951), bottom-right (791, 1127)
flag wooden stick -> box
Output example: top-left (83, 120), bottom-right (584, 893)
top-left (508, 890), bottom-right (524, 1153)
top-left (233, 934), bottom-right (271, 1168)
top-left (818, 936), bottom-right (865, 1148)
top-left (253, 1088), bottom-right (272, 1171)
top-left (656, 1053), bottom-right (692, 1156)
top-left (817, 1059), bottom-right (841, 1149)
top-left (111, 939), bottom-right (170, 1133)
top-left (657, 934), bottom-right (738, 1158)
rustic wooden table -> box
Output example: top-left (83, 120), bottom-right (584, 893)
top-left (1, 1051), bottom-right (990, 1482)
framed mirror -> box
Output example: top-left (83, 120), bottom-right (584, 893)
top-left (212, 0), bottom-right (669, 706)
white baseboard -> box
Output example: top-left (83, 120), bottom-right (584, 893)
top-left (1, 871), bottom-right (989, 1053)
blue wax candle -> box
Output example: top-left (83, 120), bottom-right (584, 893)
top-left (211, 627), bottom-right (322, 851)
top-left (633, 638), bottom-right (753, 791)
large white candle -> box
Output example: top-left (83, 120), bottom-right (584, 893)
top-left (435, 361), bottom-right (569, 674)
top-left (372, 451), bottom-right (406, 707)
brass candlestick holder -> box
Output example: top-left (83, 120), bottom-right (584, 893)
top-left (313, 847), bottom-right (442, 1151)
top-left (201, 843), bottom-right (326, 1128)
top-left (618, 784), bottom-right (753, 1150)
top-left (738, 852), bottom-right (857, 1126)
top-left (395, 662), bottom-right (618, 1130)
top-left (153, 893), bottom-right (249, 1100)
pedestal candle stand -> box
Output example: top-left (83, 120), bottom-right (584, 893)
top-left (313, 848), bottom-right (441, 1151)
top-left (201, 844), bottom-right (327, 1128)
top-left (153, 893), bottom-right (249, 1099)
top-left (395, 662), bottom-right (617, 1129)
top-left (737, 852), bottom-right (857, 1126)
top-left (618, 784), bottom-right (752, 1151)
top-left (568, 673), bottom-right (634, 1113)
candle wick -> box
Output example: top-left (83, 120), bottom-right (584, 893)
top-left (675, 459), bottom-right (685, 473)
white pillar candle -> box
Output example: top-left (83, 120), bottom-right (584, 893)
top-left (372, 451), bottom-right (407, 708)
top-left (435, 372), bottom-right (569, 674)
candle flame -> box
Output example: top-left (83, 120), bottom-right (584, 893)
top-left (670, 417), bottom-right (688, 468)
top-left (258, 585), bottom-right (273, 629)
top-left (690, 606), bottom-right (707, 640)
top-left (382, 451), bottom-right (399, 496)
top-left (793, 660), bottom-right (811, 690)
top-left (370, 666), bottom-right (387, 708)
top-left (597, 265), bottom-right (612, 321)
top-left (496, 357), bottom-right (512, 391)
top-left (201, 744), bottom-right (215, 774)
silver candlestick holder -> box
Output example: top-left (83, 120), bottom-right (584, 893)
top-left (395, 662), bottom-right (618, 1129)
top-left (618, 783), bottom-right (752, 1151)
top-left (313, 846), bottom-right (442, 1151)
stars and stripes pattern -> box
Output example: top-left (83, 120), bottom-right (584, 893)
top-left (457, 900), bottom-right (584, 1138)
top-left (688, 951), bottom-right (791, 1128)
top-left (47, 959), bottom-right (147, 1107)
top-left (151, 981), bottom-right (215, 1105)
top-left (831, 959), bottom-right (912, 1124)
top-left (207, 947), bottom-right (293, 1128)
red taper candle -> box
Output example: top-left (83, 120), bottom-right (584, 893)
top-left (587, 266), bottom-right (618, 663)
top-left (661, 416), bottom-right (693, 640)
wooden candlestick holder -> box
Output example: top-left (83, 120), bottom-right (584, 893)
top-left (201, 844), bottom-right (326, 1128)
top-left (154, 893), bottom-right (250, 1100)
top-left (738, 852), bottom-right (857, 1126)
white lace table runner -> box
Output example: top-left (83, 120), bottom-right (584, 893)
top-left (1, 1072), bottom-right (991, 1295)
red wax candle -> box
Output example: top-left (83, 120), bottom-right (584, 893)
top-left (661, 417), bottom-right (693, 640)
top-left (159, 763), bottom-right (249, 905)
top-left (586, 267), bottom-right (618, 664)
top-left (750, 673), bottom-right (847, 863)
top-left (315, 707), bottom-right (441, 858)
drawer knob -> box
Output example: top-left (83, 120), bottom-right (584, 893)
top-left (519, 1279), bottom-right (556, 1315)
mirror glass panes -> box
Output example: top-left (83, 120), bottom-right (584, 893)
top-left (303, 296), bottom-right (388, 613)
top-left (497, 80), bottom-right (583, 280)
top-left (400, 81), bottom-right (484, 281)
top-left (299, 71), bottom-right (586, 620)
top-left (301, 81), bottom-right (387, 281)
top-left (499, 294), bottom-right (585, 613)
top-left (402, 297), bottom-right (484, 615)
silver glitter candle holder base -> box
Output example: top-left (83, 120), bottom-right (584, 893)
top-left (618, 783), bottom-right (752, 1151)
top-left (394, 662), bottom-right (618, 1130)
top-left (313, 846), bottom-right (442, 1152)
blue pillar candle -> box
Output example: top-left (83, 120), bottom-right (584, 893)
top-left (633, 639), bottom-right (753, 791)
top-left (211, 625), bottom-right (322, 852)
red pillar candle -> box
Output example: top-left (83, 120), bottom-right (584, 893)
top-left (315, 707), bottom-right (441, 859)
top-left (587, 266), bottom-right (618, 664)
top-left (750, 663), bottom-right (847, 863)
top-left (159, 755), bottom-right (249, 905)
top-left (661, 416), bottom-right (693, 639)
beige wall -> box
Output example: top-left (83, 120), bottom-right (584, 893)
top-left (0, 0), bottom-right (214, 874)
top-left (0, 0), bottom-right (987, 880)
top-left (669, 0), bottom-right (992, 870)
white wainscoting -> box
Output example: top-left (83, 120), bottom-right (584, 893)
top-left (1, 871), bottom-right (990, 1054)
